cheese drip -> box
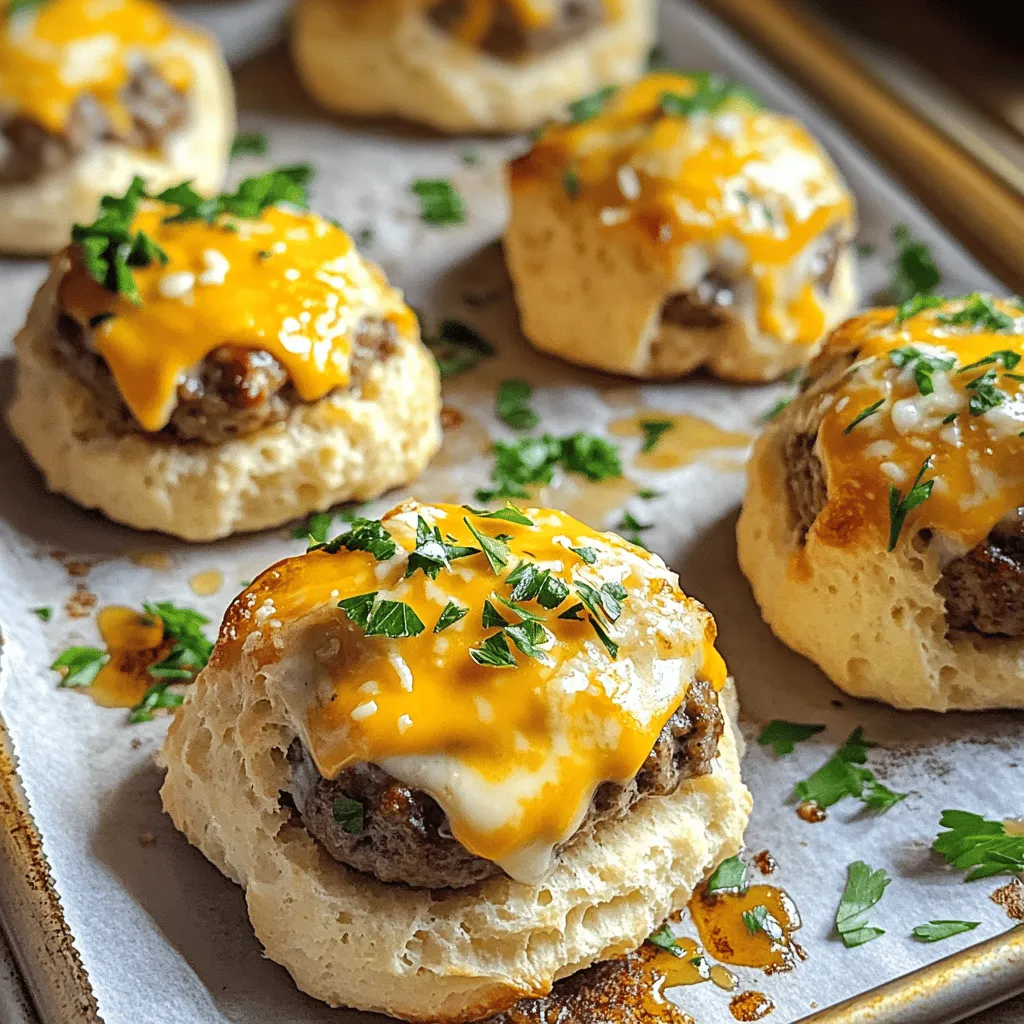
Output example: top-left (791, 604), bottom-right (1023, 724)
top-left (807, 298), bottom-right (1024, 552)
top-left (510, 71), bottom-right (854, 347)
top-left (225, 502), bottom-right (726, 883)
top-left (0, 0), bottom-right (200, 136)
top-left (59, 204), bottom-right (417, 432)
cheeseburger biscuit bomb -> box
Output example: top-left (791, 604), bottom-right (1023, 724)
top-left (290, 0), bottom-right (654, 134)
top-left (7, 170), bottom-right (442, 542)
top-left (505, 72), bottom-right (857, 382)
top-left (0, 0), bottom-right (233, 255)
top-left (159, 501), bottom-right (751, 1021)
top-left (738, 295), bottom-right (1024, 711)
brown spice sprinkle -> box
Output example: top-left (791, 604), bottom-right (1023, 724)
top-left (48, 550), bottom-right (95, 577)
top-left (730, 991), bottom-right (775, 1021)
top-left (753, 850), bottom-right (777, 876)
top-left (796, 800), bottom-right (827, 823)
top-left (991, 877), bottom-right (1024, 921)
top-left (486, 945), bottom-right (696, 1024)
top-left (138, 831), bottom-right (156, 847)
top-left (440, 406), bottom-right (465, 430)
top-left (64, 584), bottom-right (97, 619)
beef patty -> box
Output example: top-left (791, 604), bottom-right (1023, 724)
top-left (285, 677), bottom-right (724, 890)
top-left (53, 299), bottom-right (399, 444)
top-left (427, 0), bottom-right (605, 58)
top-left (659, 230), bottom-right (845, 333)
top-left (0, 63), bottom-right (187, 184)
top-left (782, 413), bottom-right (1024, 638)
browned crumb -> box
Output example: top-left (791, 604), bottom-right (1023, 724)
top-left (753, 850), bottom-right (777, 875)
top-left (729, 991), bottom-right (775, 1021)
top-left (64, 585), bottom-right (97, 619)
top-left (138, 832), bottom-right (156, 847)
top-left (991, 878), bottom-right (1024, 920)
top-left (440, 406), bottom-right (465, 430)
top-left (796, 800), bottom-right (827, 823)
top-left (130, 738), bottom-right (142, 751)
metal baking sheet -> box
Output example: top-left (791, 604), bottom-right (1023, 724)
top-left (0, 2), bottom-right (1021, 1022)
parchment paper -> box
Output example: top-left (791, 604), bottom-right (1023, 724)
top-left (0, 3), bottom-right (1021, 1022)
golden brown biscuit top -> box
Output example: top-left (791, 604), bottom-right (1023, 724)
top-left (221, 501), bottom-right (726, 881)
top-left (60, 174), bottom-right (415, 432)
top-left (0, 0), bottom-right (202, 135)
top-left (803, 295), bottom-right (1024, 552)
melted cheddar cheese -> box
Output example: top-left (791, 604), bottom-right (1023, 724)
top-left (224, 501), bottom-right (726, 883)
top-left (60, 204), bottom-right (416, 432)
top-left (804, 297), bottom-right (1024, 554)
top-left (0, 0), bottom-right (201, 137)
top-left (510, 72), bottom-right (854, 347)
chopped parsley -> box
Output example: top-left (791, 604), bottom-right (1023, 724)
top-left (434, 600), bottom-right (469, 633)
top-left (706, 855), bottom-right (748, 895)
top-left (658, 72), bottom-right (761, 118)
top-left (496, 380), bottom-right (539, 430)
top-left (469, 631), bottom-right (517, 668)
top-left (647, 924), bottom-right (683, 956)
top-left (322, 517), bottom-right (397, 560)
top-left (411, 178), bottom-right (465, 226)
top-left (481, 600), bottom-right (510, 628)
top-left (842, 399), bottom-right (885, 435)
top-left (424, 317), bottom-right (494, 379)
top-left (143, 601), bottom-right (213, 681)
top-left (639, 419), bottom-right (674, 453)
top-left (835, 861), bottom-right (891, 947)
top-left (338, 592), bottom-right (378, 629)
top-left (757, 720), bottom-right (825, 756)
top-left (461, 150), bottom-right (480, 166)
top-left (888, 346), bottom-right (955, 396)
top-left (793, 727), bottom-right (906, 812)
top-left (964, 368), bottom-right (1006, 416)
top-left (562, 167), bottom-right (581, 199)
top-left (618, 511), bottom-right (652, 547)
top-left (890, 224), bottom-right (940, 303)
top-left (893, 293), bottom-right (943, 325)
top-left (575, 580), bottom-right (626, 623)
top-left (566, 85), bottom-right (617, 123)
top-left (561, 433), bottom-right (623, 481)
top-left (32, 606), bottom-right (52, 622)
top-left (957, 349), bottom-right (1021, 373)
top-left (887, 455), bottom-right (935, 551)
top-left (356, 227), bottom-right (374, 246)
top-left (51, 646), bottom-right (108, 688)
top-left (464, 518), bottom-right (511, 573)
top-left (506, 562), bottom-right (569, 610)
top-left (332, 796), bottom-right (364, 833)
top-left (293, 510), bottom-right (335, 546)
top-left (229, 131), bottom-right (269, 159)
top-left (405, 516), bottom-right (466, 580)
top-left (570, 545), bottom-right (597, 564)
top-left (932, 810), bottom-right (1024, 880)
top-left (365, 600), bottom-right (425, 639)
top-left (912, 920), bottom-right (979, 943)
top-left (128, 681), bottom-right (183, 723)
top-left (161, 165), bottom-right (312, 223)
top-left (587, 615), bottom-right (619, 659)
top-left (504, 618), bottom-right (554, 664)
top-left (938, 293), bottom-right (1015, 333)
top-left (464, 504), bottom-right (534, 526)
top-left (760, 397), bottom-right (792, 423)
top-left (743, 905), bottom-right (784, 940)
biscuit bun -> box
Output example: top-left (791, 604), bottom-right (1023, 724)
top-left (738, 297), bottom-right (1024, 710)
top-left (290, 0), bottom-right (654, 133)
top-left (505, 72), bottom-right (857, 382)
top-left (159, 501), bottom-right (751, 1021)
top-left (0, 13), bottom-right (233, 256)
top-left (7, 203), bottom-right (442, 542)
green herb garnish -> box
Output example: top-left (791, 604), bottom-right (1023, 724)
top-left (893, 293), bottom-right (943, 325)
top-left (964, 368), bottom-right (1006, 416)
top-left (646, 924), bottom-right (683, 957)
top-left (912, 920), bottom-right (979, 943)
top-left (469, 632), bottom-right (517, 668)
top-left (835, 861), bottom-right (890, 947)
top-left (464, 519), bottom-right (511, 573)
top-left (890, 224), bottom-right (940, 303)
top-left (128, 681), bottom-right (184, 723)
top-left (742, 905), bottom-right (783, 940)
top-left (323, 518), bottom-right (397, 560)
top-left (424, 317), bottom-right (495, 379)
top-left (229, 131), bottom-right (269, 159)
top-left (887, 456), bottom-right (935, 551)
top-left (365, 600), bottom-right (425, 639)
top-left (793, 727), bottom-right (906, 812)
top-left (32, 606), bottom-right (52, 622)
top-left (567, 85), bottom-right (617, 123)
top-left (434, 600), bottom-right (468, 633)
top-left (761, 397), bottom-right (792, 423)
top-left (618, 511), bottom-right (651, 547)
top-left (707, 855), bottom-right (748, 895)
top-left (464, 504), bottom-right (534, 526)
top-left (757, 720), bottom-right (826, 756)
top-left (570, 546), bottom-right (597, 564)
top-left (333, 796), bottom-right (364, 833)
top-left (658, 72), bottom-right (760, 117)
top-left (411, 178), bottom-right (465, 226)
top-left (938, 293), bottom-right (1015, 333)
top-left (51, 646), bottom-right (108, 688)
top-left (562, 167), bottom-right (581, 199)
top-left (888, 346), bottom-right (955, 396)
top-left (338, 592), bottom-right (378, 629)
top-left (843, 400), bottom-right (885, 435)
top-left (496, 380), bottom-right (539, 430)
top-left (639, 419), bottom-right (674, 454)
top-left (143, 601), bottom-right (212, 680)
top-left (932, 810), bottom-right (1024, 880)
top-left (293, 510), bottom-right (335, 546)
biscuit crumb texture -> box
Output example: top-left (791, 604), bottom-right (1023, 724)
top-left (505, 176), bottom-right (857, 382)
top-left (0, 36), bottom-right (234, 256)
top-left (291, 0), bottom-right (654, 133)
top-left (7, 269), bottom-right (443, 542)
top-left (737, 424), bottom-right (1024, 711)
top-left (158, 626), bottom-right (750, 1021)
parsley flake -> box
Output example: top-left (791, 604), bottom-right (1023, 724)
top-left (333, 796), bottom-right (364, 833)
top-left (707, 855), bottom-right (748, 895)
top-left (51, 646), bottom-right (108, 688)
top-left (912, 920), bottom-right (979, 943)
top-left (743, 905), bottom-right (784, 940)
top-left (587, 615), bottom-right (619, 659)
top-left (793, 727), bottom-right (906, 812)
top-left (938, 293), bottom-right (1015, 333)
top-left (323, 518), bottom-right (397, 560)
top-left (504, 618), bottom-right (555, 664)
top-left (843, 399), bottom-right (885, 435)
top-left (434, 600), bottom-right (468, 633)
top-left (482, 600), bottom-right (510, 629)
top-left (339, 592), bottom-right (378, 629)
top-left (890, 224), bottom-right (940, 303)
top-left (570, 546), bottom-right (598, 564)
top-left (128, 681), bottom-right (184, 723)
top-left (658, 72), bottom-right (761, 117)
top-left (888, 346), bottom-right (955, 396)
top-left (646, 924), bottom-right (683, 957)
top-left (470, 632), bottom-right (517, 668)
top-left (957, 349), bottom-right (1022, 373)
top-left (32, 606), bottom-right (52, 622)
top-left (761, 397), bottom-right (792, 423)
top-left (464, 518), bottom-right (511, 573)
top-left (293, 510), bottom-right (335, 546)
top-left (405, 516), bottom-right (453, 580)
top-left (835, 861), bottom-right (891, 947)
top-left (567, 85), bottom-right (617, 123)
top-left (618, 511), bottom-right (652, 547)
top-left (229, 131), bottom-right (269, 159)
top-left (893, 293), bottom-right (943, 325)
top-left (757, 720), bottom-right (825, 756)
top-left (496, 380), bottom-right (539, 430)
top-left (932, 810), bottom-right (1024, 880)
top-left (887, 456), bottom-right (935, 551)
top-left (411, 179), bottom-right (465, 226)
top-left (464, 504), bottom-right (534, 526)
top-left (964, 369), bottom-right (1006, 416)
top-left (143, 601), bottom-right (212, 680)
top-left (639, 418), bottom-right (674, 454)
top-left (424, 317), bottom-right (494, 379)
top-left (562, 166), bottom-right (581, 199)
top-left (365, 600), bottom-right (425, 639)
